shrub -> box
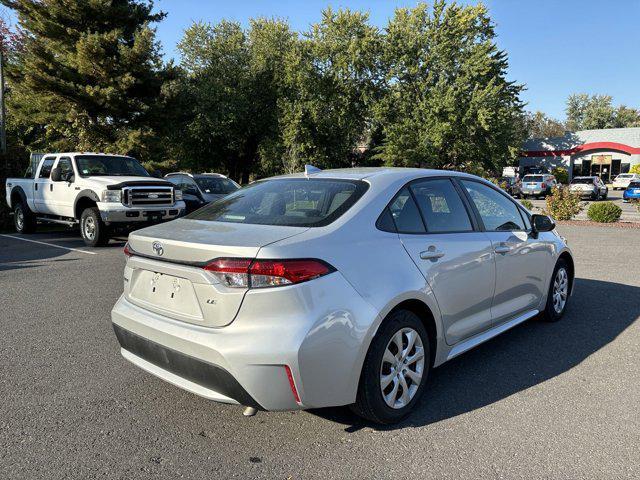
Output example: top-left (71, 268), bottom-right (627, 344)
top-left (630, 164), bottom-right (640, 175)
top-left (587, 202), bottom-right (622, 223)
top-left (520, 199), bottom-right (533, 211)
top-left (544, 186), bottom-right (582, 220)
top-left (551, 167), bottom-right (569, 184)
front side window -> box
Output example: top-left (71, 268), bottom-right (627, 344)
top-left (57, 158), bottom-right (73, 178)
top-left (187, 178), bottom-right (368, 227)
top-left (461, 180), bottom-right (525, 232)
top-left (75, 155), bottom-right (149, 177)
top-left (410, 178), bottom-right (472, 233)
top-left (38, 158), bottom-right (55, 178)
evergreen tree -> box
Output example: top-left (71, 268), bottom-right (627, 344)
top-left (2, 0), bottom-right (165, 159)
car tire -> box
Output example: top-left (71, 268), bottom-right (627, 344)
top-left (351, 310), bottom-right (431, 424)
top-left (14, 201), bottom-right (37, 234)
top-left (80, 207), bottom-right (109, 247)
top-left (540, 259), bottom-right (570, 322)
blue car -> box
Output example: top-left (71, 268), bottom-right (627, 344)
top-left (623, 181), bottom-right (640, 202)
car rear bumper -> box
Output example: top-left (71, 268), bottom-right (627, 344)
top-left (98, 201), bottom-right (185, 223)
top-left (113, 323), bottom-right (261, 408)
top-left (110, 272), bottom-right (379, 411)
top-left (521, 185), bottom-right (550, 195)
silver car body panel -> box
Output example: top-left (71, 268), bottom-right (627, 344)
top-left (112, 167), bottom-right (573, 410)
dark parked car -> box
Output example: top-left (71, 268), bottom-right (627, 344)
top-left (165, 172), bottom-right (240, 213)
top-left (499, 176), bottom-right (521, 198)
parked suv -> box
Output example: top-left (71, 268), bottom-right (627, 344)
top-left (165, 172), bottom-right (240, 214)
top-left (520, 174), bottom-right (556, 198)
top-left (569, 176), bottom-right (608, 200)
top-left (612, 173), bottom-right (640, 190)
top-left (5, 153), bottom-right (185, 246)
top-left (111, 167), bottom-right (574, 424)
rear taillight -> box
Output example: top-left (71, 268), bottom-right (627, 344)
top-left (541, 182), bottom-right (547, 188)
top-left (204, 258), bottom-right (334, 289)
top-left (123, 242), bottom-right (132, 258)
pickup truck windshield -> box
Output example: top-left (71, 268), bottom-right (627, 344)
top-left (186, 178), bottom-right (369, 227)
top-left (76, 155), bottom-right (149, 177)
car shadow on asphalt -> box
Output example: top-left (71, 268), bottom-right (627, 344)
top-left (0, 227), bottom-right (127, 271)
top-left (309, 277), bottom-right (639, 432)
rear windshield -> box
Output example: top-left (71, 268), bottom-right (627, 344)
top-left (186, 178), bottom-right (369, 227)
top-left (617, 174), bottom-right (632, 179)
top-left (629, 181), bottom-right (640, 188)
top-left (571, 178), bottom-right (594, 184)
top-left (194, 176), bottom-right (240, 194)
top-left (523, 175), bottom-right (543, 182)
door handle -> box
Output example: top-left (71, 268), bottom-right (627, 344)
top-left (494, 244), bottom-right (512, 254)
top-left (50, 184), bottom-right (53, 191)
top-left (420, 246), bottom-right (445, 260)
top-left (35, 183), bottom-right (38, 191)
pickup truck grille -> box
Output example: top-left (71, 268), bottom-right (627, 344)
top-left (122, 187), bottom-right (174, 207)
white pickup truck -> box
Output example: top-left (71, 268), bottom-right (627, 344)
top-left (5, 152), bottom-right (185, 246)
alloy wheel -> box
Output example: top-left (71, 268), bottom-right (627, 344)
top-left (83, 216), bottom-right (96, 240)
top-left (15, 207), bottom-right (24, 230)
top-left (552, 267), bottom-right (568, 314)
top-left (380, 327), bottom-right (425, 409)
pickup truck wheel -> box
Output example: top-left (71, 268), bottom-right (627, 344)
top-left (80, 207), bottom-right (109, 247)
top-left (14, 201), bottom-right (37, 234)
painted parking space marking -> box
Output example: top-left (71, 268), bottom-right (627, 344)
top-left (0, 234), bottom-right (97, 255)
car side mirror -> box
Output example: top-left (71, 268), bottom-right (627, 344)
top-left (63, 171), bottom-right (75, 183)
top-left (531, 214), bottom-right (555, 235)
top-left (50, 167), bottom-right (62, 182)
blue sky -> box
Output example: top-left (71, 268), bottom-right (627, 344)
top-left (3, 1), bottom-right (639, 120)
top-left (153, 0), bottom-right (640, 120)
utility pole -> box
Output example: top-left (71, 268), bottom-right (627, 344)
top-left (0, 48), bottom-right (6, 156)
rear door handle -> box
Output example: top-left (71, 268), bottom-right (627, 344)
top-left (420, 246), bottom-right (445, 260)
top-left (50, 184), bottom-right (53, 191)
top-left (494, 244), bottom-right (512, 254)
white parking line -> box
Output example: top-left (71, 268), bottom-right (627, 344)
top-left (0, 234), bottom-right (97, 255)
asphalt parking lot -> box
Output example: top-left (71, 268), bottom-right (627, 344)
top-left (1, 226), bottom-right (638, 479)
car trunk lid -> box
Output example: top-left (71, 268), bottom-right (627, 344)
top-left (124, 219), bottom-right (308, 327)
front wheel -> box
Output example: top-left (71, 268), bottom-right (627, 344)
top-left (80, 207), bottom-right (109, 247)
top-left (351, 310), bottom-right (431, 424)
top-left (541, 259), bottom-right (570, 322)
top-left (14, 201), bottom-right (37, 234)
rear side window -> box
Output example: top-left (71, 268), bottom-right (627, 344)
top-left (410, 179), bottom-right (472, 233)
top-left (186, 179), bottom-right (368, 227)
top-left (38, 158), bottom-right (55, 178)
top-left (387, 187), bottom-right (426, 233)
top-left (461, 180), bottom-right (525, 231)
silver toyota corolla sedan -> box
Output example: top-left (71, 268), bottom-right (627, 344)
top-left (111, 167), bottom-right (574, 424)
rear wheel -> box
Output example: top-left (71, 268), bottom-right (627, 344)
top-left (541, 259), bottom-right (570, 322)
top-left (14, 201), bottom-right (37, 234)
top-left (80, 207), bottom-right (109, 247)
top-left (351, 310), bottom-right (430, 424)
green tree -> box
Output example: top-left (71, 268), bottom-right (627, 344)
top-left (2, 0), bottom-right (166, 159)
top-left (172, 18), bottom-right (296, 182)
top-left (522, 111), bottom-right (566, 139)
top-left (373, 1), bottom-right (524, 174)
top-left (277, 7), bottom-right (382, 172)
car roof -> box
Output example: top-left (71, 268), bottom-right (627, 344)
top-left (273, 167), bottom-right (480, 184)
